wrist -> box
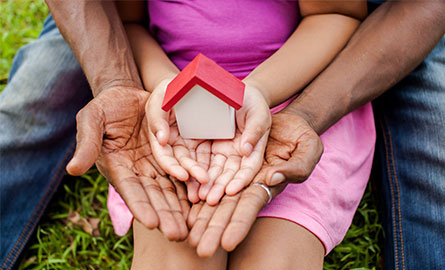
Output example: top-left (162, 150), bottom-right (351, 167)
top-left (242, 77), bottom-right (272, 107)
top-left (93, 79), bottom-right (144, 97)
top-left (151, 73), bottom-right (178, 92)
top-left (280, 103), bottom-right (321, 134)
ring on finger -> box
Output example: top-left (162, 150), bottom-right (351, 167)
top-left (252, 183), bottom-right (272, 204)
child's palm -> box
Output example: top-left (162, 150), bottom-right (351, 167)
top-left (150, 123), bottom-right (211, 202)
top-left (199, 130), bottom-right (268, 205)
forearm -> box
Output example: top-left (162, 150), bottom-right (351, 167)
top-left (245, 14), bottom-right (361, 107)
top-left (45, 0), bottom-right (142, 96)
top-left (124, 24), bottom-right (179, 91)
top-left (284, 1), bottom-right (445, 134)
top-left (114, 0), bottom-right (179, 91)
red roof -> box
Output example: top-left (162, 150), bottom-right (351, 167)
top-left (162, 53), bottom-right (245, 111)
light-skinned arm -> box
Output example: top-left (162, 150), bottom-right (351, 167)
top-left (245, 0), bottom-right (367, 107)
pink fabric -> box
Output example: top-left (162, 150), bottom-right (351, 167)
top-left (107, 0), bottom-right (376, 254)
top-left (259, 104), bottom-right (375, 254)
top-left (147, 0), bottom-right (300, 78)
top-left (107, 185), bottom-right (133, 236)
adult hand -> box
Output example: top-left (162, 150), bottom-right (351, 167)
top-left (261, 111), bottom-right (324, 186)
top-left (198, 84), bottom-right (271, 205)
top-left (187, 110), bottom-right (324, 257)
top-left (66, 86), bottom-right (189, 241)
top-left (188, 182), bottom-right (286, 258)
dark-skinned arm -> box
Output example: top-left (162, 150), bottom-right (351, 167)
top-left (45, 0), bottom-right (142, 96)
top-left (285, 0), bottom-right (445, 135)
top-left (262, 0), bottom-right (445, 185)
top-left (45, 1), bottom-right (190, 239)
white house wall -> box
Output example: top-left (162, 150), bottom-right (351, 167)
top-left (174, 84), bottom-right (235, 139)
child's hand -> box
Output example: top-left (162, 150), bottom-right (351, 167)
top-left (198, 84), bottom-right (271, 205)
top-left (146, 79), bottom-right (211, 202)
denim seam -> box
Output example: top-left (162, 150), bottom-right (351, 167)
top-left (380, 119), bottom-right (399, 270)
top-left (384, 117), bottom-right (406, 270)
top-left (1, 140), bottom-right (76, 270)
top-left (380, 117), bottom-right (406, 270)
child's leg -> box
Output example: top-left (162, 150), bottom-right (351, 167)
top-left (228, 217), bottom-right (324, 270)
top-left (132, 220), bottom-right (227, 270)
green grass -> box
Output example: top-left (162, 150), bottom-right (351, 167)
top-left (18, 171), bottom-right (134, 269)
top-left (0, 0), bottom-right (49, 91)
top-left (1, 0), bottom-right (383, 268)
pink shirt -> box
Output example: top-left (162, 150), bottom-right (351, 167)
top-left (148, 0), bottom-right (299, 78)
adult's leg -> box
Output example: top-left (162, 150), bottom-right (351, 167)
top-left (131, 220), bottom-right (227, 270)
top-left (374, 37), bottom-right (445, 270)
top-left (228, 218), bottom-right (324, 270)
top-left (0, 15), bottom-right (92, 269)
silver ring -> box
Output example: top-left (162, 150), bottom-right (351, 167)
top-left (252, 183), bottom-right (272, 204)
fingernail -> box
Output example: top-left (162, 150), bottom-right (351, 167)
top-left (243, 143), bottom-right (253, 155)
top-left (269, 173), bottom-right (285, 186)
top-left (156, 130), bottom-right (165, 141)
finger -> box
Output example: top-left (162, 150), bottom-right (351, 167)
top-left (266, 135), bottom-right (323, 185)
top-left (196, 193), bottom-right (240, 258)
top-left (174, 145), bottom-right (210, 184)
top-left (66, 106), bottom-right (103, 176)
top-left (147, 153), bottom-right (166, 176)
top-left (187, 201), bottom-right (204, 228)
top-left (110, 165), bottom-right (159, 230)
top-left (186, 178), bottom-right (201, 203)
top-left (196, 141), bottom-right (211, 171)
top-left (199, 154), bottom-right (226, 200)
top-left (220, 185), bottom-right (269, 252)
top-left (206, 155), bottom-right (241, 205)
top-left (237, 107), bottom-right (271, 157)
top-left (149, 131), bottom-right (189, 181)
top-left (158, 176), bottom-right (189, 240)
top-left (221, 182), bottom-right (286, 252)
top-left (225, 133), bottom-right (268, 195)
top-left (171, 177), bottom-right (190, 220)
top-left (146, 88), bottom-right (171, 146)
top-left (188, 203), bottom-right (218, 248)
top-left (141, 176), bottom-right (182, 241)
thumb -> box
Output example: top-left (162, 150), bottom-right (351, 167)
top-left (265, 137), bottom-right (323, 186)
top-left (146, 88), bottom-right (171, 146)
top-left (66, 106), bottom-right (104, 176)
top-left (238, 108), bottom-right (271, 157)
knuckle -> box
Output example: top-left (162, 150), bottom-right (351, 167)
top-left (75, 109), bottom-right (86, 122)
top-left (253, 125), bottom-right (266, 136)
top-left (206, 224), bottom-right (225, 232)
top-left (242, 189), bottom-right (267, 206)
top-left (219, 196), bottom-right (238, 206)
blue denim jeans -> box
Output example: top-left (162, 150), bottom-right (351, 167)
top-left (0, 15), bottom-right (92, 269)
top-left (1, 14), bottom-right (444, 269)
top-left (374, 36), bottom-right (445, 269)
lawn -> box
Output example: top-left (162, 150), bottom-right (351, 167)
top-left (1, 0), bottom-right (383, 269)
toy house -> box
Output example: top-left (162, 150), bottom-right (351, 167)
top-left (162, 54), bottom-right (245, 139)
